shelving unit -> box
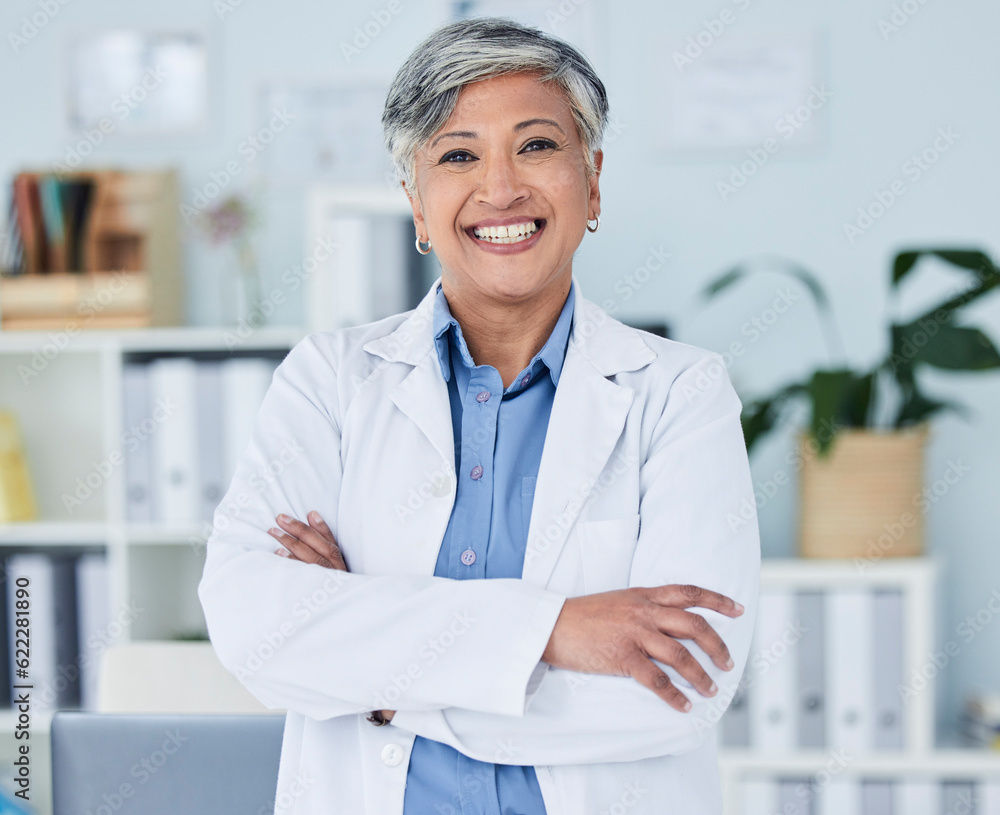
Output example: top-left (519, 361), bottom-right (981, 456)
top-left (0, 325), bottom-right (305, 718)
top-left (1, 169), bottom-right (182, 330)
top-left (718, 558), bottom-right (1000, 814)
top-left (0, 324), bottom-right (305, 813)
top-left (305, 183), bottom-right (434, 332)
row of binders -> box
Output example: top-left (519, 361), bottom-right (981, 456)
top-left (1, 551), bottom-right (110, 712)
top-left (965, 693), bottom-right (1000, 749)
top-left (721, 589), bottom-right (906, 751)
top-left (739, 776), bottom-right (1000, 815)
top-left (124, 355), bottom-right (279, 524)
top-left (5, 172), bottom-right (95, 274)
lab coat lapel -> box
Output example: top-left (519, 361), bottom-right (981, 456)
top-left (364, 279), bottom-right (454, 480)
top-left (521, 324), bottom-right (637, 589)
top-left (388, 350), bottom-right (455, 477)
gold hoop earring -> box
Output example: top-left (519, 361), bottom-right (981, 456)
top-left (415, 235), bottom-right (432, 255)
top-left (586, 215), bottom-right (600, 234)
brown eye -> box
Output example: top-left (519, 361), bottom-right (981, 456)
top-left (521, 139), bottom-right (557, 153)
top-left (441, 150), bottom-right (477, 163)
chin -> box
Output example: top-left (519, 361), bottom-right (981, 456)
top-left (477, 272), bottom-right (554, 303)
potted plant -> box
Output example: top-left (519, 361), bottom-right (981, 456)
top-left (703, 249), bottom-right (1000, 559)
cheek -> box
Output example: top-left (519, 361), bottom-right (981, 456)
top-left (550, 173), bottom-right (591, 219)
top-left (545, 157), bottom-right (592, 208)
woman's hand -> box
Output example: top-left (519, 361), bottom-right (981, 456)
top-left (541, 584), bottom-right (745, 713)
top-left (268, 511), bottom-right (348, 570)
top-left (267, 511), bottom-right (395, 723)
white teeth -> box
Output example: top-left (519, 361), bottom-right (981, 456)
top-left (473, 221), bottom-right (539, 244)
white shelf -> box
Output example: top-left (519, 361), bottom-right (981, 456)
top-left (0, 521), bottom-right (108, 545)
top-left (720, 747), bottom-right (1000, 778)
top-left (760, 555), bottom-right (939, 587)
top-left (0, 707), bottom-right (55, 735)
top-left (0, 324), bottom-right (306, 354)
top-left (123, 523), bottom-right (212, 545)
top-left (0, 521), bottom-right (219, 546)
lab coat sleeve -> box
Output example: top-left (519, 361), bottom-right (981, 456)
top-left (197, 335), bottom-right (566, 721)
top-left (390, 353), bottom-right (761, 765)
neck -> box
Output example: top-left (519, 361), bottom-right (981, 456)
top-left (442, 275), bottom-right (571, 389)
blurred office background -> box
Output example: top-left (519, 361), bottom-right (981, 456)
top-left (1, 1), bottom-right (999, 812)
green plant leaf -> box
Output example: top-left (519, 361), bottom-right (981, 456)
top-left (842, 371), bottom-right (875, 427)
top-left (932, 250), bottom-right (997, 273)
top-left (892, 248), bottom-right (998, 286)
top-left (892, 250), bottom-right (921, 284)
top-left (702, 266), bottom-right (746, 298)
top-left (740, 401), bottom-right (776, 453)
top-left (895, 392), bottom-right (963, 427)
top-left (781, 261), bottom-right (834, 313)
top-left (899, 323), bottom-right (1000, 370)
top-left (808, 369), bottom-right (855, 456)
top-left (739, 382), bottom-right (808, 455)
top-left (701, 256), bottom-right (846, 364)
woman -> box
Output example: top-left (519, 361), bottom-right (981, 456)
top-left (198, 17), bottom-right (759, 815)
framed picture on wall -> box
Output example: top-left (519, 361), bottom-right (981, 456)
top-left (654, 29), bottom-right (829, 157)
top-left (65, 29), bottom-right (209, 136)
top-left (255, 82), bottom-right (395, 188)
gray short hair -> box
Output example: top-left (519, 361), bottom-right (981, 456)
top-left (382, 17), bottom-right (609, 191)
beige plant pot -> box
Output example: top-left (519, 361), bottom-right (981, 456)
top-left (798, 423), bottom-right (930, 559)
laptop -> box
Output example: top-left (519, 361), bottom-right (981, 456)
top-left (51, 712), bottom-right (286, 814)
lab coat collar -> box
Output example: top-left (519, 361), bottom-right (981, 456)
top-left (362, 275), bottom-right (657, 589)
top-left (363, 275), bottom-right (656, 379)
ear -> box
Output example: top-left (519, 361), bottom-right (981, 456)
top-left (401, 181), bottom-right (428, 241)
top-left (588, 150), bottom-right (603, 219)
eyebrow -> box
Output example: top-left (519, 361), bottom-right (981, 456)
top-left (430, 118), bottom-right (565, 148)
top-left (514, 118), bottom-right (565, 134)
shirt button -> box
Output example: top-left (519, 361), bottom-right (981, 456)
top-left (461, 549), bottom-right (477, 566)
top-left (470, 464), bottom-right (483, 480)
top-left (520, 373), bottom-right (531, 387)
top-left (476, 390), bottom-right (491, 402)
top-left (381, 743), bottom-right (404, 767)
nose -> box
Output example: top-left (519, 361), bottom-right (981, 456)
top-left (473, 152), bottom-right (529, 209)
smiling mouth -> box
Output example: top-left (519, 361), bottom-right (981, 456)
top-left (470, 219), bottom-right (543, 244)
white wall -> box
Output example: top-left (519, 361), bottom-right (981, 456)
top-left (2, 0), bottom-right (998, 742)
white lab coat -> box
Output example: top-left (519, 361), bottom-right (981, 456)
top-left (198, 275), bottom-right (761, 815)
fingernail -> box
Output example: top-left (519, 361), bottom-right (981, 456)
top-left (275, 548), bottom-right (290, 558)
top-left (308, 510), bottom-right (319, 521)
top-left (734, 602), bottom-right (745, 614)
top-left (268, 527), bottom-right (280, 536)
top-left (724, 657), bottom-right (735, 670)
top-left (682, 700), bottom-right (692, 712)
top-left (278, 513), bottom-right (290, 523)
top-left (708, 682), bottom-right (718, 695)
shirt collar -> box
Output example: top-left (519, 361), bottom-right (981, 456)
top-left (432, 279), bottom-right (576, 388)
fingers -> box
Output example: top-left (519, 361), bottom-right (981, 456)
top-left (271, 528), bottom-right (336, 568)
top-left (652, 583), bottom-right (745, 617)
top-left (268, 511), bottom-right (347, 570)
top-left (642, 629), bottom-right (719, 699)
top-left (650, 606), bottom-right (735, 673)
top-left (307, 510), bottom-right (335, 541)
top-left (623, 651), bottom-right (692, 713)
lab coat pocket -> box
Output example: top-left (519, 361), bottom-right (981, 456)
top-left (578, 515), bottom-right (641, 594)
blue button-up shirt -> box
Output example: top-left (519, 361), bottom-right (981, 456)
top-left (402, 280), bottom-right (575, 815)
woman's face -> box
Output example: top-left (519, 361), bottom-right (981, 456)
top-left (405, 71), bottom-right (602, 307)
